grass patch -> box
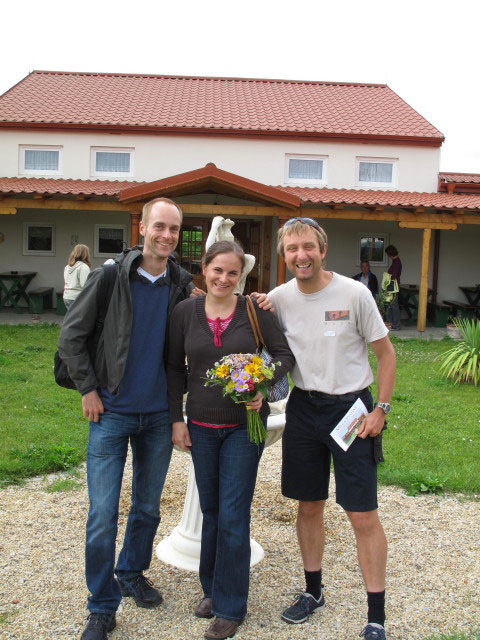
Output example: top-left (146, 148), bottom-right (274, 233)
top-left (0, 327), bottom-right (479, 495)
top-left (46, 477), bottom-right (82, 492)
top-left (370, 337), bottom-right (480, 495)
top-left (0, 325), bottom-right (87, 487)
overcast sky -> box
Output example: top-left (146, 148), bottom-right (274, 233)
top-left (1, 0), bottom-right (478, 174)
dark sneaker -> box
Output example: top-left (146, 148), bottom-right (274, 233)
top-left (359, 623), bottom-right (387, 639)
top-left (81, 613), bottom-right (116, 640)
top-left (281, 590), bottom-right (325, 624)
top-left (117, 573), bottom-right (163, 609)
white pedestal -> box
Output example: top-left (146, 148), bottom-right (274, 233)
top-left (156, 401), bottom-right (287, 572)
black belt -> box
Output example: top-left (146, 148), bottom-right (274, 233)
top-left (298, 387), bottom-right (369, 402)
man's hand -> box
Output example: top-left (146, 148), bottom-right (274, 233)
top-left (251, 292), bottom-right (275, 312)
top-left (246, 391), bottom-right (263, 413)
top-left (82, 390), bottom-right (104, 423)
top-left (190, 287), bottom-right (206, 297)
top-left (172, 421), bottom-right (192, 451)
top-left (356, 407), bottom-right (385, 439)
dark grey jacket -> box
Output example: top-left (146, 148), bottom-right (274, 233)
top-left (58, 248), bottom-right (193, 396)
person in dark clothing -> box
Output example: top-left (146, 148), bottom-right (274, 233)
top-left (58, 197), bottom-right (193, 640)
top-left (385, 245), bottom-right (402, 330)
top-left (353, 260), bottom-right (379, 297)
top-left (168, 240), bottom-right (294, 640)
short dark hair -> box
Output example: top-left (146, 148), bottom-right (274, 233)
top-left (203, 240), bottom-right (245, 270)
top-left (142, 197), bottom-right (183, 226)
top-left (385, 245), bottom-right (398, 257)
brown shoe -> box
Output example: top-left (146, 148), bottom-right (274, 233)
top-left (195, 596), bottom-right (213, 618)
top-left (204, 616), bottom-right (242, 639)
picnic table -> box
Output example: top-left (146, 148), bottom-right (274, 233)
top-left (443, 284), bottom-right (480, 320)
top-left (459, 285), bottom-right (480, 307)
top-left (399, 284), bottom-right (432, 322)
top-left (0, 271), bottom-right (37, 312)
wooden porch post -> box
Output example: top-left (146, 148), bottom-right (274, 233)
top-left (276, 218), bottom-right (288, 286)
top-left (130, 212), bottom-right (141, 247)
top-left (417, 228), bottom-right (432, 332)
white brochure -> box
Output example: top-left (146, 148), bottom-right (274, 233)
top-left (330, 397), bottom-right (368, 452)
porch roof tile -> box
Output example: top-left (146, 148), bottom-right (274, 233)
top-left (439, 172), bottom-right (480, 184)
top-left (279, 186), bottom-right (480, 210)
top-left (0, 70), bottom-right (444, 142)
top-left (2, 177), bottom-right (480, 211)
top-left (0, 176), bottom-right (140, 196)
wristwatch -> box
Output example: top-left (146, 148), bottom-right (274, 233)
top-left (375, 402), bottom-right (391, 414)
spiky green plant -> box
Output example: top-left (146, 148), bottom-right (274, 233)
top-left (438, 317), bottom-right (480, 386)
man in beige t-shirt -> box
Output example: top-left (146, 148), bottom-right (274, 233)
top-left (269, 218), bottom-right (396, 640)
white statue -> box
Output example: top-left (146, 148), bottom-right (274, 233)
top-left (205, 216), bottom-right (255, 294)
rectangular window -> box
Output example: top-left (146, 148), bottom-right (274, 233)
top-left (19, 146), bottom-right (62, 175)
top-left (94, 224), bottom-right (127, 258)
top-left (285, 155), bottom-right (327, 185)
top-left (23, 223), bottom-right (55, 256)
top-left (358, 233), bottom-right (388, 267)
top-left (356, 158), bottom-right (397, 188)
top-left (91, 147), bottom-right (134, 178)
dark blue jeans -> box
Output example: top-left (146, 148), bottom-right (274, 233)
top-left (85, 410), bottom-right (172, 613)
top-left (188, 421), bottom-right (264, 621)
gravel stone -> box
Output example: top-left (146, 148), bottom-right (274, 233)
top-left (0, 442), bottom-right (478, 639)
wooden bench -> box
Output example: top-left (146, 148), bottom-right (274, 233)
top-left (28, 287), bottom-right (54, 314)
top-left (442, 299), bottom-right (478, 319)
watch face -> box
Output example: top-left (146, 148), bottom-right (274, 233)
top-left (378, 403), bottom-right (391, 414)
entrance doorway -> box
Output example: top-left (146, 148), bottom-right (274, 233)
top-left (179, 218), bottom-right (262, 293)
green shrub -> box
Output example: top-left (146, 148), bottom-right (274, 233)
top-left (437, 317), bottom-right (480, 385)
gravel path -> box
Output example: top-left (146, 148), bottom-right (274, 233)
top-left (1, 441), bottom-right (479, 640)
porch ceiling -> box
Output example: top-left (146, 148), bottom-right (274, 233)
top-left (117, 163), bottom-right (301, 209)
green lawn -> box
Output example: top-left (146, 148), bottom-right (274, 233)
top-left (370, 338), bottom-right (479, 495)
top-left (0, 326), bottom-right (479, 495)
top-left (0, 324), bottom-right (87, 486)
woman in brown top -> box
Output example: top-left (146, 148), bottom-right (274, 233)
top-left (168, 240), bottom-right (294, 640)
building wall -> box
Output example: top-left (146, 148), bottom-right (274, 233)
top-left (0, 129), bottom-right (440, 192)
top-left (0, 208), bottom-right (130, 295)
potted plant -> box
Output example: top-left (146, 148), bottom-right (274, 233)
top-left (446, 317), bottom-right (462, 340)
top-left (376, 272), bottom-right (399, 327)
top-left (438, 317), bottom-right (480, 385)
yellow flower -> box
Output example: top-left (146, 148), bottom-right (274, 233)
top-left (251, 356), bottom-right (262, 366)
top-left (245, 363), bottom-right (260, 376)
top-left (215, 364), bottom-right (230, 378)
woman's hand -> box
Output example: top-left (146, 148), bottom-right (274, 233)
top-left (172, 421), bottom-right (192, 451)
top-left (246, 391), bottom-right (264, 413)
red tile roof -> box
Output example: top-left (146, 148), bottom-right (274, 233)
top-left (0, 71), bottom-right (444, 143)
top-left (2, 176), bottom-right (480, 211)
top-left (280, 186), bottom-right (480, 211)
top-left (0, 177), bottom-right (138, 196)
top-left (439, 172), bottom-right (480, 184)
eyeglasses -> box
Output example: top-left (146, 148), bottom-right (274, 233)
top-left (283, 217), bottom-right (321, 231)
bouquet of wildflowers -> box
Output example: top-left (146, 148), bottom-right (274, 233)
top-left (204, 353), bottom-right (279, 444)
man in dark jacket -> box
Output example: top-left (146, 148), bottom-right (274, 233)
top-left (59, 197), bottom-right (193, 640)
top-left (353, 260), bottom-right (379, 298)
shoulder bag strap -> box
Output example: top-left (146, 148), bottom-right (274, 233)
top-left (245, 295), bottom-right (265, 348)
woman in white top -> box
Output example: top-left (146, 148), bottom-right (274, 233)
top-left (63, 244), bottom-right (91, 310)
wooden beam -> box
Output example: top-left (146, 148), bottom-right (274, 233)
top-left (262, 216), bottom-right (272, 292)
top-left (306, 207), bottom-right (480, 225)
top-left (180, 203), bottom-right (293, 217)
top-left (417, 228), bottom-right (432, 332)
top-left (399, 222), bottom-right (457, 230)
top-left (130, 213), bottom-right (141, 247)
top-left (276, 218), bottom-right (288, 286)
top-left (3, 198), bottom-right (130, 212)
top-left (0, 207), bottom-right (17, 215)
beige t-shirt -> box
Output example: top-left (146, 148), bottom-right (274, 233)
top-left (269, 272), bottom-right (388, 395)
